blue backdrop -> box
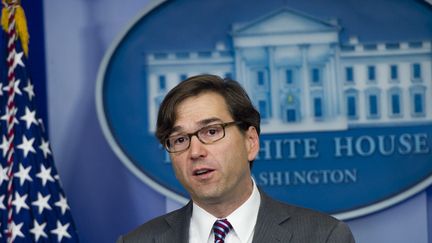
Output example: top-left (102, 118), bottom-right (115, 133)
top-left (26, 0), bottom-right (432, 242)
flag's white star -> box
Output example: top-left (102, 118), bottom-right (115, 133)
top-left (39, 138), bottom-right (52, 159)
top-left (20, 107), bottom-right (38, 129)
top-left (0, 195), bottom-right (5, 210)
top-left (10, 221), bottom-right (25, 241)
top-left (23, 79), bottom-right (35, 101)
top-left (55, 194), bottom-right (70, 215)
top-left (0, 164), bottom-right (9, 186)
top-left (0, 135), bottom-right (12, 158)
top-left (14, 163), bottom-right (32, 186)
top-left (0, 82), bottom-right (3, 96)
top-left (1, 107), bottom-right (19, 126)
top-left (13, 51), bottom-right (25, 68)
top-left (32, 192), bottom-right (52, 214)
top-left (50, 221), bottom-right (71, 242)
top-left (12, 192), bottom-right (29, 213)
top-left (2, 79), bottom-right (22, 96)
top-left (36, 164), bottom-right (55, 186)
top-left (17, 135), bottom-right (36, 158)
top-left (30, 220), bottom-right (48, 241)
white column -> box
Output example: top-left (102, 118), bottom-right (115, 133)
top-left (300, 44), bottom-right (311, 122)
top-left (267, 46), bottom-right (279, 120)
top-left (242, 55), bottom-right (248, 92)
top-left (234, 48), bottom-right (250, 95)
top-left (329, 55), bottom-right (337, 118)
top-left (332, 44), bottom-right (343, 116)
top-left (234, 48), bottom-right (242, 82)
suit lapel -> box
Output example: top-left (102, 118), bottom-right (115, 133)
top-left (152, 193), bottom-right (293, 243)
top-left (155, 201), bottom-right (192, 243)
top-left (252, 192), bottom-right (293, 243)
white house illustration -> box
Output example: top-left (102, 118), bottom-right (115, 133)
top-left (145, 7), bottom-right (432, 133)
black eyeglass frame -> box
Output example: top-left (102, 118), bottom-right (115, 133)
top-left (164, 121), bottom-right (243, 153)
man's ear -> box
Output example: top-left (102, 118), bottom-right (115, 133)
top-left (245, 126), bottom-right (259, 162)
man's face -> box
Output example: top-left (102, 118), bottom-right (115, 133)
top-left (168, 92), bottom-right (259, 206)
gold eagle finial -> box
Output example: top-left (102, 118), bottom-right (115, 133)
top-left (1, 0), bottom-right (29, 56)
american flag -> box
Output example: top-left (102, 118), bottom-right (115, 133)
top-left (0, 2), bottom-right (79, 242)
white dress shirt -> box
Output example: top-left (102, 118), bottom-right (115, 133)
top-left (189, 179), bottom-right (261, 243)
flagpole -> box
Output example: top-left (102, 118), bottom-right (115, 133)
top-left (3, 0), bottom-right (18, 242)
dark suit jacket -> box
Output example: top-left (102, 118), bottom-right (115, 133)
top-left (118, 192), bottom-right (355, 243)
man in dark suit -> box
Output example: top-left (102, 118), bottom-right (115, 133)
top-left (118, 74), bottom-right (355, 243)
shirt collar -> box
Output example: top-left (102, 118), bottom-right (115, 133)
top-left (226, 179), bottom-right (260, 243)
top-left (190, 178), bottom-right (261, 243)
top-left (190, 200), bottom-right (217, 242)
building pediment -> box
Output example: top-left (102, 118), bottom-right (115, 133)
top-left (232, 8), bottom-right (339, 36)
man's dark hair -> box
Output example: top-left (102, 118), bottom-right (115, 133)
top-left (155, 74), bottom-right (261, 144)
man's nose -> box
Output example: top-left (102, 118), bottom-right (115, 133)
top-left (189, 135), bottom-right (207, 159)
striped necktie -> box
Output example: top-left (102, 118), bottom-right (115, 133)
top-left (213, 219), bottom-right (233, 243)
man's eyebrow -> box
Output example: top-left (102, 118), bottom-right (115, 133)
top-left (197, 117), bottom-right (223, 126)
top-left (170, 117), bottom-right (224, 134)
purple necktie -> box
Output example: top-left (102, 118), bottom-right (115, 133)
top-left (213, 219), bottom-right (233, 243)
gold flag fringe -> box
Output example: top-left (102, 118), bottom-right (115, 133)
top-left (1, 1), bottom-right (29, 57)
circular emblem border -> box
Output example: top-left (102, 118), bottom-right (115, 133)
top-left (95, 0), bottom-right (432, 220)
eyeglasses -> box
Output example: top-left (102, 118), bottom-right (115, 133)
top-left (164, 121), bottom-right (242, 153)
